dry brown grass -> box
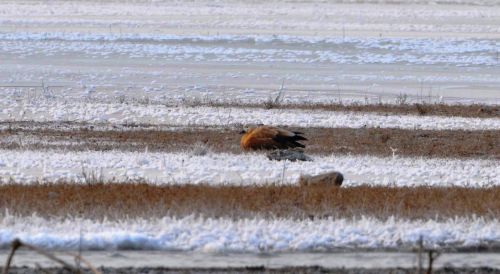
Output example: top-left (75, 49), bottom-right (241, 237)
top-left (1, 125), bottom-right (498, 159)
top-left (207, 102), bottom-right (499, 118)
top-left (1, 183), bottom-right (499, 220)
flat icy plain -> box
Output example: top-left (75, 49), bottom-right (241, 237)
top-left (1, 0), bottom-right (499, 105)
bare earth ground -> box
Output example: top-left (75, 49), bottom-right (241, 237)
top-left (1, 122), bottom-right (498, 159)
top-left (1, 183), bottom-right (499, 220)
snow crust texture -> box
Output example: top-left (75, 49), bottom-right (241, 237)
top-left (0, 150), bottom-right (497, 187)
top-left (0, 215), bottom-right (498, 252)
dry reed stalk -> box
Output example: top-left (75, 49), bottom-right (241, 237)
top-left (1, 238), bottom-right (101, 274)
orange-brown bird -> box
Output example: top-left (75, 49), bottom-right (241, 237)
top-left (240, 125), bottom-right (307, 150)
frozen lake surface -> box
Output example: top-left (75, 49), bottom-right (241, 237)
top-left (2, 250), bottom-right (500, 269)
top-left (1, 0), bottom-right (499, 106)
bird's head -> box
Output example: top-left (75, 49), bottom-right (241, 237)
top-left (239, 125), bottom-right (250, 134)
top-left (240, 123), bottom-right (265, 134)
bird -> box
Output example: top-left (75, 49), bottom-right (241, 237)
top-left (240, 125), bottom-right (307, 150)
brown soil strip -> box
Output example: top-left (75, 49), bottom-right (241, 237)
top-left (208, 102), bottom-right (499, 118)
top-left (1, 125), bottom-right (499, 159)
top-left (1, 183), bottom-right (499, 220)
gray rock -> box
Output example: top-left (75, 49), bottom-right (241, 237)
top-left (266, 149), bottom-right (313, 162)
top-left (299, 171), bottom-right (344, 187)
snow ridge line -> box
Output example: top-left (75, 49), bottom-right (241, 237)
top-left (1, 32), bottom-right (498, 51)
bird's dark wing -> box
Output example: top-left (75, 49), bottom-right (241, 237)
top-left (272, 131), bottom-right (306, 149)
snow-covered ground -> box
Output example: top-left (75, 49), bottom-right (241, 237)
top-left (1, 0), bottom-right (499, 105)
top-left (0, 150), bottom-right (497, 187)
top-left (1, 103), bottom-right (499, 130)
top-left (1, 215), bottom-right (499, 251)
top-left (2, 33), bottom-right (498, 67)
top-left (1, 33), bottom-right (498, 105)
top-left (1, 0), bottom-right (499, 39)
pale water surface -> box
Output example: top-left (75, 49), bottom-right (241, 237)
top-left (2, 251), bottom-right (500, 269)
